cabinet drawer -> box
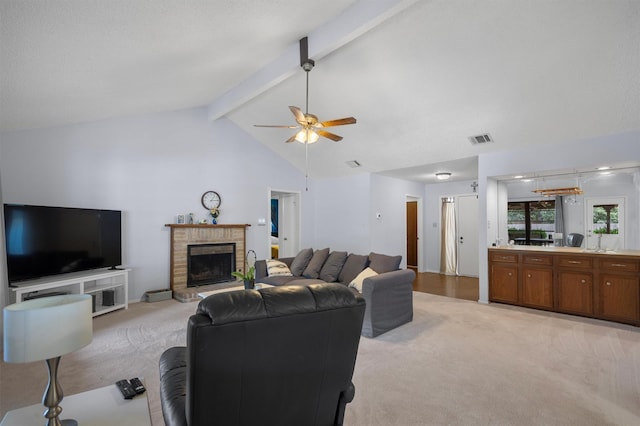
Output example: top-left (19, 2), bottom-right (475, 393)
top-left (600, 259), bottom-right (639, 272)
top-left (558, 257), bottom-right (593, 269)
top-left (490, 252), bottom-right (518, 263)
top-left (523, 255), bottom-right (553, 266)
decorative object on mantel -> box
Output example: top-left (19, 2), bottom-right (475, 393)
top-left (209, 207), bottom-right (220, 224)
top-left (231, 250), bottom-right (257, 289)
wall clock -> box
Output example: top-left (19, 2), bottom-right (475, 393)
top-left (201, 191), bottom-right (221, 210)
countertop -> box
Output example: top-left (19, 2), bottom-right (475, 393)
top-left (489, 245), bottom-right (640, 258)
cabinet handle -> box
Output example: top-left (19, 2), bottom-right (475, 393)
top-left (530, 258), bottom-right (543, 262)
top-left (581, 279), bottom-right (586, 283)
top-left (610, 263), bottom-right (626, 268)
top-left (508, 272), bottom-right (512, 276)
top-left (606, 282), bottom-right (612, 286)
top-left (567, 261), bottom-right (581, 264)
top-left (527, 274), bottom-right (531, 278)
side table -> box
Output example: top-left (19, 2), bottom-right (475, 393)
top-left (1, 382), bottom-right (151, 426)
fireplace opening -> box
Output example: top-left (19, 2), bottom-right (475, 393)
top-left (187, 243), bottom-right (236, 287)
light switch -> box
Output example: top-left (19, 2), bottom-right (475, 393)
top-left (258, 218), bottom-right (266, 226)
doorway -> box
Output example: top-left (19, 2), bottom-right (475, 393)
top-left (269, 189), bottom-right (301, 258)
top-left (406, 198), bottom-right (420, 272)
top-left (585, 196), bottom-right (625, 250)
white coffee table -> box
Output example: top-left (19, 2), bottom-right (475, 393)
top-left (198, 283), bottom-right (274, 298)
top-left (0, 382), bottom-right (151, 426)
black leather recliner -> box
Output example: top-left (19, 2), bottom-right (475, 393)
top-left (159, 283), bottom-right (366, 426)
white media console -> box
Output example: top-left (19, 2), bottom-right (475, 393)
top-left (10, 268), bottom-right (130, 317)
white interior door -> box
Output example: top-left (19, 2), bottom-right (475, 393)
top-left (457, 194), bottom-right (479, 277)
top-left (585, 197), bottom-right (625, 251)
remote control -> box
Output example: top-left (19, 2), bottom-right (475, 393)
top-left (129, 377), bottom-right (146, 395)
top-left (116, 379), bottom-right (137, 399)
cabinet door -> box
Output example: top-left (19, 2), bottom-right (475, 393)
top-left (598, 274), bottom-right (639, 323)
top-left (490, 264), bottom-right (518, 303)
top-left (521, 267), bottom-right (553, 309)
top-left (557, 271), bottom-right (593, 315)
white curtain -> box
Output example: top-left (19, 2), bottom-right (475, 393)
top-left (440, 197), bottom-right (457, 275)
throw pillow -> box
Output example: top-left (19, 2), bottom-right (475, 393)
top-left (338, 254), bottom-right (369, 285)
top-left (302, 248), bottom-right (330, 279)
top-left (368, 252), bottom-right (402, 273)
top-left (319, 251), bottom-right (348, 282)
top-left (290, 248), bottom-right (313, 276)
top-left (348, 267), bottom-right (378, 292)
top-left (266, 259), bottom-right (293, 277)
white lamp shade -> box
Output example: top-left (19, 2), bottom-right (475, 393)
top-left (3, 294), bottom-right (93, 363)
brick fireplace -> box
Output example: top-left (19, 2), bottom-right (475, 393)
top-left (165, 224), bottom-right (250, 301)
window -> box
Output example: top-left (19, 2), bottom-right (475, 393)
top-left (592, 204), bottom-right (619, 234)
top-left (508, 200), bottom-right (556, 245)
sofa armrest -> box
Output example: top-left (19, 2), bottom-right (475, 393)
top-left (361, 269), bottom-right (415, 294)
top-left (360, 269), bottom-right (415, 337)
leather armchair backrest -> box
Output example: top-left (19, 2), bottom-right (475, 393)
top-left (186, 283), bottom-right (365, 426)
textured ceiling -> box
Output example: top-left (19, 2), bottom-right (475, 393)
top-left (2, 0), bottom-right (639, 183)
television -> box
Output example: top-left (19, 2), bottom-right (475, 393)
top-left (3, 204), bottom-right (122, 284)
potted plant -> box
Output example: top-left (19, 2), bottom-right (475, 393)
top-left (231, 266), bottom-right (255, 290)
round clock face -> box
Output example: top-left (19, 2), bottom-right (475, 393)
top-left (201, 191), bottom-right (221, 210)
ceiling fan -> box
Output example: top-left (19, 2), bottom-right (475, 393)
top-left (254, 37), bottom-right (356, 144)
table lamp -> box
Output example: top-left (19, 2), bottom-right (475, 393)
top-left (3, 294), bottom-right (93, 426)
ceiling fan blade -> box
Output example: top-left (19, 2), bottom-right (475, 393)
top-left (319, 117), bottom-right (357, 127)
top-left (254, 124), bottom-right (298, 128)
top-left (317, 129), bottom-right (343, 142)
top-left (289, 106), bottom-right (306, 124)
top-left (285, 134), bottom-right (297, 143)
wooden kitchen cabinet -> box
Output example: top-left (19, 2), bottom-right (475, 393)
top-left (557, 271), bottom-right (593, 315)
top-left (488, 247), bottom-right (640, 327)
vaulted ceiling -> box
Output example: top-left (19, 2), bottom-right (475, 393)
top-left (2, 0), bottom-right (639, 183)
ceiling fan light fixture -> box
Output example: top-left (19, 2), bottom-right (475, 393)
top-left (436, 172), bottom-right (452, 180)
top-left (295, 128), bottom-right (319, 144)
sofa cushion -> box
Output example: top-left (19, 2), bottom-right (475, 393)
top-left (319, 251), bottom-right (348, 282)
top-left (290, 248), bottom-right (313, 276)
top-left (348, 267), bottom-right (378, 292)
top-left (266, 259), bottom-right (292, 277)
top-left (302, 248), bottom-right (330, 279)
top-left (368, 252), bottom-right (402, 273)
top-left (338, 254), bottom-right (369, 285)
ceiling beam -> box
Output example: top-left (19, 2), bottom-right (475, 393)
top-left (207, 0), bottom-right (419, 121)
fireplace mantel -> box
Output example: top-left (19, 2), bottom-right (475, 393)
top-left (165, 224), bottom-right (251, 300)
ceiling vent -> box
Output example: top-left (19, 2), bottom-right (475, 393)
top-left (469, 133), bottom-right (493, 145)
top-left (346, 160), bottom-right (361, 168)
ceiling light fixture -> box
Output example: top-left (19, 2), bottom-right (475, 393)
top-left (436, 172), bottom-right (452, 180)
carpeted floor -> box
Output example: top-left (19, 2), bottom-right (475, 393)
top-left (2, 292), bottom-right (639, 425)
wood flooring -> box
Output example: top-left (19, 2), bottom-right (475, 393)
top-left (413, 272), bottom-right (479, 301)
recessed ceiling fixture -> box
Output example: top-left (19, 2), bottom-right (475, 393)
top-left (597, 166), bottom-right (611, 170)
top-left (436, 172), bottom-right (452, 180)
top-left (469, 133), bottom-right (493, 145)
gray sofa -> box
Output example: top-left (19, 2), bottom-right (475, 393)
top-left (255, 249), bottom-right (415, 337)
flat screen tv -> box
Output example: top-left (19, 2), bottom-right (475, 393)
top-left (3, 204), bottom-right (122, 284)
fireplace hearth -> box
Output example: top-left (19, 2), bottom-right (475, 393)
top-left (187, 243), bottom-right (236, 287)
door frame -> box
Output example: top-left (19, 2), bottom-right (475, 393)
top-left (268, 188), bottom-right (301, 258)
top-left (405, 195), bottom-right (423, 272)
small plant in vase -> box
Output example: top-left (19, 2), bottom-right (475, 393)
top-left (231, 266), bottom-right (255, 290)
top-left (209, 207), bottom-right (220, 224)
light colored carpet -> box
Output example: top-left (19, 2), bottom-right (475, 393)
top-left (2, 292), bottom-right (639, 425)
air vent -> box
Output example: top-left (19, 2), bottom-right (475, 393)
top-left (469, 133), bottom-right (493, 145)
top-left (346, 160), bottom-right (361, 168)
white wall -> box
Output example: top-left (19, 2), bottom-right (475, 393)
top-left (369, 174), bottom-right (424, 268)
top-left (313, 174), bottom-right (371, 254)
top-left (0, 107), bottom-right (310, 302)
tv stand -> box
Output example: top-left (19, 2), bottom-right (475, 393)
top-left (10, 268), bottom-right (130, 317)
